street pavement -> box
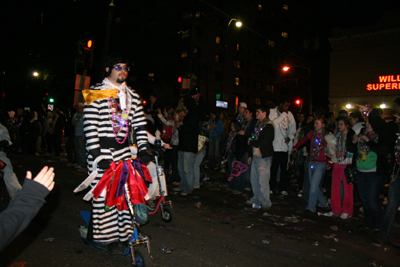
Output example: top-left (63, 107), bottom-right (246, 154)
top-left (1, 150), bottom-right (400, 267)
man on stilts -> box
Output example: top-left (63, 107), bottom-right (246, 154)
top-left (82, 54), bottom-right (150, 254)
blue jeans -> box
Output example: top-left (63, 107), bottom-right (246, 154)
top-left (178, 151), bottom-right (195, 194)
top-left (228, 153), bottom-right (248, 192)
top-left (242, 152), bottom-right (252, 189)
top-left (227, 151), bottom-right (236, 172)
top-left (193, 150), bottom-right (206, 188)
top-left (307, 161), bottom-right (327, 212)
top-left (208, 135), bottom-right (221, 168)
top-left (249, 156), bottom-right (272, 208)
top-left (357, 171), bottom-right (385, 229)
top-left (377, 175), bottom-right (400, 243)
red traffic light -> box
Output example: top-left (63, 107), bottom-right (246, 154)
top-left (295, 99), bottom-right (301, 105)
top-left (86, 40), bottom-right (93, 49)
top-left (177, 77), bottom-right (182, 83)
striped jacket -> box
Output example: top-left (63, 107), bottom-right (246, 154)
top-left (83, 78), bottom-right (148, 158)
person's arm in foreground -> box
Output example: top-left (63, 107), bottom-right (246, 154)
top-left (0, 166), bottom-right (55, 251)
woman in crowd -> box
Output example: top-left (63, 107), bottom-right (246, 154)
top-left (158, 108), bottom-right (184, 185)
top-left (292, 117), bottom-right (329, 213)
top-left (158, 106), bottom-right (175, 178)
top-left (353, 110), bottom-right (396, 231)
top-left (225, 121), bottom-right (247, 194)
top-left (324, 117), bottom-right (356, 219)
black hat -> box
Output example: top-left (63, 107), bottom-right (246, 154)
top-left (106, 54), bottom-right (130, 76)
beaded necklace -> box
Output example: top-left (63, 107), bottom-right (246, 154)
top-left (224, 131), bottom-right (237, 159)
top-left (357, 131), bottom-right (378, 162)
top-left (310, 129), bottom-right (325, 161)
top-left (252, 118), bottom-right (269, 140)
top-left (109, 97), bottom-right (129, 144)
top-left (337, 131), bottom-right (347, 162)
top-left (310, 129), bottom-right (325, 176)
top-left (390, 133), bottom-right (400, 183)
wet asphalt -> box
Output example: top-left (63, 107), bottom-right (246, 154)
top-left (1, 150), bottom-right (399, 267)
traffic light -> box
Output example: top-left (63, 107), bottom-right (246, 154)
top-left (49, 97), bottom-right (54, 103)
top-left (294, 99), bottom-right (302, 111)
top-left (83, 39), bottom-right (94, 71)
top-left (76, 38), bottom-right (94, 73)
top-left (177, 77), bottom-right (182, 83)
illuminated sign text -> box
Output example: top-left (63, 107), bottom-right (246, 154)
top-left (367, 75), bottom-right (400, 90)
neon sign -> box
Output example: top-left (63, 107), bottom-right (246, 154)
top-left (367, 75), bottom-right (400, 90)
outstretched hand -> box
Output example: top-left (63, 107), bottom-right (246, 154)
top-left (26, 166), bottom-right (55, 191)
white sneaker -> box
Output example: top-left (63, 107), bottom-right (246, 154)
top-left (340, 213), bottom-right (351, 220)
top-left (321, 211), bottom-right (334, 217)
top-left (281, 191), bottom-right (288, 196)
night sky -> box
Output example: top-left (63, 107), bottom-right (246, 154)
top-left (2, 0), bottom-right (398, 112)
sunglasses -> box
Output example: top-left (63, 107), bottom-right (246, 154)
top-left (113, 65), bottom-right (130, 72)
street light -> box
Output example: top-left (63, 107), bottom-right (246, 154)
top-left (33, 71), bottom-right (39, 77)
top-left (282, 65), bottom-right (312, 113)
top-left (219, 18), bottom-right (242, 102)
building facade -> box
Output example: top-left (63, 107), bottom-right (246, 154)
top-left (329, 10), bottom-right (400, 116)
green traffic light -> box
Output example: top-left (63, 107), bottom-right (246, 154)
top-left (49, 98), bottom-right (54, 103)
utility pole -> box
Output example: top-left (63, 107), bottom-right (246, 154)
top-left (100, 0), bottom-right (115, 79)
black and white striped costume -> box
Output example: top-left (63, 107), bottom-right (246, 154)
top-left (83, 77), bottom-right (148, 243)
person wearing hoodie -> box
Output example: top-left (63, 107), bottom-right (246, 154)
top-left (352, 109), bottom-right (396, 231)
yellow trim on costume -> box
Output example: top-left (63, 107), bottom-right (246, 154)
top-left (82, 89), bottom-right (119, 105)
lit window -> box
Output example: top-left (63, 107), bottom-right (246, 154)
top-left (258, 4), bottom-right (262, 10)
top-left (255, 98), bottom-right (261, 105)
top-left (181, 52), bottom-right (188, 58)
top-left (148, 73), bottom-right (154, 78)
top-left (283, 4), bottom-right (289, 10)
top-left (268, 40), bottom-right (275, 47)
top-left (233, 60), bottom-right (241, 69)
top-left (234, 77), bottom-right (240, 86)
top-left (181, 31), bottom-right (189, 38)
top-left (215, 54), bottom-right (220, 62)
top-left (266, 85), bottom-right (274, 92)
top-left (282, 32), bottom-right (288, 38)
top-left (182, 12), bottom-right (192, 19)
top-left (196, 12), bottom-right (201, 18)
top-left (216, 36), bottom-right (221, 44)
top-left (236, 43), bottom-right (240, 51)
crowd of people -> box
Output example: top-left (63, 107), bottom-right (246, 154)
top-left (0, 102), bottom-right (88, 174)
top-left (154, 96), bottom-right (400, 247)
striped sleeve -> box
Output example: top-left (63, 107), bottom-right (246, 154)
top-left (83, 100), bottom-right (102, 152)
top-left (129, 91), bottom-right (148, 150)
